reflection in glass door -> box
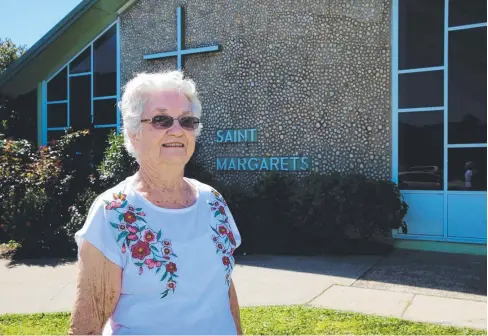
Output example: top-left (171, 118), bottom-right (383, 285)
top-left (393, 0), bottom-right (487, 243)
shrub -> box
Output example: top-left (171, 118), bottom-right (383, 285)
top-left (0, 131), bottom-right (408, 258)
top-left (97, 132), bottom-right (138, 189)
top-left (0, 130), bottom-right (95, 256)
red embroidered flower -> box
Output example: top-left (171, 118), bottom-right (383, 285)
top-left (118, 224), bottom-right (126, 231)
top-left (142, 229), bottom-right (156, 243)
top-left (228, 231), bottom-right (236, 246)
top-left (163, 247), bottom-right (172, 255)
top-left (137, 212), bottom-right (146, 216)
top-left (218, 206), bottom-right (226, 215)
top-left (212, 235), bottom-right (218, 242)
top-left (162, 240), bottom-right (171, 247)
top-left (127, 234), bottom-right (138, 241)
top-left (122, 243), bottom-right (127, 254)
top-left (165, 262), bottom-right (177, 273)
top-left (222, 256), bottom-right (230, 266)
top-left (163, 255), bottom-right (170, 260)
top-left (230, 248), bottom-right (235, 256)
top-left (127, 225), bottom-right (138, 233)
top-left (124, 211), bottom-right (137, 224)
top-left (128, 205), bottom-right (135, 211)
top-left (131, 241), bottom-right (150, 260)
top-left (167, 281), bottom-right (176, 290)
top-left (218, 225), bottom-right (228, 235)
top-left (216, 242), bottom-right (224, 250)
top-left (139, 266), bottom-right (143, 275)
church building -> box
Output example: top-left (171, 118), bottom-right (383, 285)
top-left (0, 0), bottom-right (486, 254)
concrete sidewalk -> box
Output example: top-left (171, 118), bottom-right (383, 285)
top-left (0, 250), bottom-right (486, 330)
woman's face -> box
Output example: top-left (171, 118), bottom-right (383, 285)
top-left (131, 89), bottom-right (196, 167)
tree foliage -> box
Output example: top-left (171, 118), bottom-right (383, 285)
top-left (0, 37), bottom-right (26, 73)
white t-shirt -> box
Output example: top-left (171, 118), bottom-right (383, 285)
top-left (75, 177), bottom-right (241, 335)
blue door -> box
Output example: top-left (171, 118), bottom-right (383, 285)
top-left (392, 0), bottom-right (487, 244)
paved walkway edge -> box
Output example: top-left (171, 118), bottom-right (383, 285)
top-left (309, 285), bottom-right (487, 330)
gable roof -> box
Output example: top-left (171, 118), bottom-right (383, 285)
top-left (0, 0), bottom-right (135, 97)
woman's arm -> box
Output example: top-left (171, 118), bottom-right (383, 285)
top-left (229, 279), bottom-right (242, 335)
top-left (69, 240), bottom-right (122, 335)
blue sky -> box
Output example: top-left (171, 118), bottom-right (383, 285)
top-left (0, 0), bottom-right (83, 48)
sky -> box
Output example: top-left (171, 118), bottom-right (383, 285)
top-left (0, 0), bottom-right (83, 49)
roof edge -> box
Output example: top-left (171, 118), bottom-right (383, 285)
top-left (0, 0), bottom-right (99, 90)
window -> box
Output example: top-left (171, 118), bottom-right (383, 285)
top-left (44, 22), bottom-right (119, 150)
top-left (395, 1), bottom-right (487, 192)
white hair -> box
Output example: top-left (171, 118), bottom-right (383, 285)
top-left (118, 70), bottom-right (202, 159)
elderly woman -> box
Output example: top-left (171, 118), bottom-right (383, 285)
top-left (69, 71), bottom-right (242, 335)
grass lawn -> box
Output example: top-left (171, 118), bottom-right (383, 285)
top-left (0, 306), bottom-right (485, 335)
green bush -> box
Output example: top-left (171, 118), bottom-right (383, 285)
top-left (0, 130), bottom-right (97, 256)
top-left (0, 131), bottom-right (408, 258)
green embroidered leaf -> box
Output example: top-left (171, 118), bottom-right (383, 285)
top-left (219, 220), bottom-right (226, 224)
top-left (171, 253), bottom-right (177, 257)
top-left (225, 237), bottom-right (229, 243)
top-left (136, 216), bottom-right (147, 223)
top-left (118, 213), bottom-right (124, 222)
top-left (172, 288), bottom-right (175, 293)
top-left (211, 227), bottom-right (219, 235)
top-left (136, 208), bottom-right (142, 211)
top-left (172, 273), bottom-right (179, 278)
top-left (104, 200), bottom-right (110, 205)
top-left (150, 245), bottom-right (159, 254)
top-left (157, 230), bottom-right (162, 241)
top-left (216, 250), bottom-right (219, 254)
top-left (135, 262), bottom-right (143, 267)
top-left (117, 231), bottom-right (128, 242)
top-left (161, 271), bottom-right (169, 282)
top-left (161, 290), bottom-right (169, 299)
top-left (139, 225), bottom-right (146, 232)
top-left (121, 200), bottom-right (128, 208)
top-left (156, 267), bottom-right (162, 274)
top-left (110, 222), bottom-right (119, 229)
top-left (214, 210), bottom-right (220, 217)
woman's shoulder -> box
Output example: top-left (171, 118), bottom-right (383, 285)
top-left (186, 178), bottom-right (225, 199)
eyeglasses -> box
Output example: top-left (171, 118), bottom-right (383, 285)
top-left (140, 115), bottom-right (200, 130)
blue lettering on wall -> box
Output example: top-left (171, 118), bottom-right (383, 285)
top-left (216, 157), bottom-right (311, 171)
top-left (215, 129), bottom-right (258, 143)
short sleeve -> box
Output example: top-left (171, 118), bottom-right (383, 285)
top-left (214, 190), bottom-right (242, 248)
top-left (220, 194), bottom-right (242, 249)
top-left (75, 196), bottom-right (124, 268)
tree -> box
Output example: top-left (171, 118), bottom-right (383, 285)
top-left (0, 38), bottom-right (26, 73)
top-left (0, 38), bottom-right (27, 138)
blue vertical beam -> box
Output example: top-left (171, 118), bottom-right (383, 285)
top-left (67, 66), bottom-right (71, 128)
top-left (90, 43), bottom-right (94, 124)
top-left (391, 0), bottom-right (399, 184)
top-left (443, 0), bottom-right (449, 238)
top-left (41, 81), bottom-right (47, 145)
top-left (116, 17), bottom-right (121, 134)
top-left (176, 6), bottom-right (183, 70)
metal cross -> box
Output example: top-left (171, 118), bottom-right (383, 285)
top-left (143, 7), bottom-right (221, 70)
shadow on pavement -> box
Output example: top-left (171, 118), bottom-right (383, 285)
top-left (236, 248), bottom-right (487, 298)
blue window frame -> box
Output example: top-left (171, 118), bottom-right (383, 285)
top-left (41, 20), bottom-right (120, 145)
top-left (392, 0), bottom-right (487, 243)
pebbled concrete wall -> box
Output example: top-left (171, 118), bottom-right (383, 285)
top-left (120, 0), bottom-right (392, 186)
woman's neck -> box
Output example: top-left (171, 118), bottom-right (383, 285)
top-left (135, 163), bottom-right (185, 192)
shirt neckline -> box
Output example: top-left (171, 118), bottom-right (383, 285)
top-left (126, 176), bottom-right (201, 214)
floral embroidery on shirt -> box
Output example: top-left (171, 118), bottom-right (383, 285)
top-left (208, 189), bottom-right (236, 286)
top-left (104, 191), bottom-right (179, 299)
